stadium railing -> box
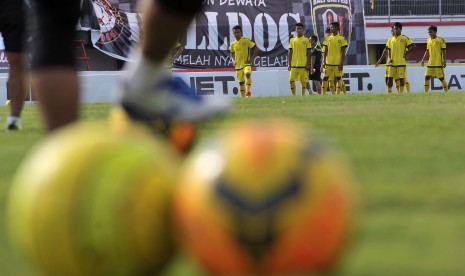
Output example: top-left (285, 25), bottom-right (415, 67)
top-left (364, 0), bottom-right (465, 21)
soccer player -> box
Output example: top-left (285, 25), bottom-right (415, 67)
top-left (288, 23), bottom-right (311, 96)
top-left (230, 25), bottom-right (259, 98)
top-left (377, 27), bottom-right (412, 93)
top-left (307, 35), bottom-right (322, 95)
top-left (29, 0), bottom-right (230, 132)
top-left (1, 0), bottom-right (27, 130)
top-left (421, 25), bottom-right (448, 93)
top-left (321, 22), bottom-right (347, 95)
top-left (384, 22), bottom-right (415, 93)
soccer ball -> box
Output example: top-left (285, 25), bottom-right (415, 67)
top-left (5, 100), bottom-right (11, 106)
top-left (245, 91), bottom-right (254, 98)
top-left (7, 122), bottom-right (179, 276)
top-left (173, 119), bottom-right (357, 275)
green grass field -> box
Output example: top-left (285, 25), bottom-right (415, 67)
top-left (1, 93), bottom-right (465, 275)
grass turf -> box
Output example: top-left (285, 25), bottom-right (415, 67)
top-left (1, 92), bottom-right (465, 275)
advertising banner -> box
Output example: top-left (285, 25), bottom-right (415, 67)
top-left (180, 0), bottom-right (368, 68)
top-left (80, 0), bottom-right (368, 67)
top-left (2, 67), bottom-right (465, 103)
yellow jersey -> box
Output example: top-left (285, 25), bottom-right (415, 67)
top-left (322, 33), bottom-right (348, 66)
top-left (289, 36), bottom-right (311, 68)
top-left (230, 37), bottom-right (256, 70)
top-left (426, 36), bottom-right (446, 67)
top-left (386, 35), bottom-right (413, 66)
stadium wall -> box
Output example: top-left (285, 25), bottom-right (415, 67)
top-left (1, 66), bottom-right (464, 103)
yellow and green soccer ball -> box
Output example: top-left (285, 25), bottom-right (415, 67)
top-left (174, 119), bottom-right (357, 275)
top-left (7, 122), bottom-right (179, 276)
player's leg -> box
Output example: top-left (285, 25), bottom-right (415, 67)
top-left (237, 69), bottom-right (246, 98)
top-left (312, 69), bottom-right (322, 95)
top-left (395, 79), bottom-right (400, 92)
top-left (314, 80), bottom-right (322, 95)
top-left (398, 67), bottom-right (405, 93)
top-left (386, 66), bottom-right (396, 93)
top-left (290, 68), bottom-right (297, 96)
top-left (387, 77), bottom-right (394, 94)
top-left (306, 70), bottom-right (312, 94)
top-left (29, 0), bottom-right (81, 132)
top-left (5, 52), bottom-right (28, 130)
top-left (398, 78), bottom-right (405, 93)
top-left (424, 76), bottom-right (431, 93)
top-left (335, 77), bottom-right (341, 95)
top-left (119, 0), bottom-right (229, 123)
top-left (424, 66), bottom-right (433, 93)
top-left (1, 0), bottom-right (28, 130)
top-left (301, 69), bottom-right (309, 96)
top-left (336, 69), bottom-right (345, 95)
top-left (245, 66), bottom-right (252, 94)
top-left (321, 77), bottom-right (329, 95)
top-left (404, 73), bottom-right (410, 93)
top-left (385, 65), bottom-right (389, 86)
top-left (340, 75), bottom-right (346, 94)
top-left (328, 68), bottom-right (336, 95)
top-left (323, 66), bottom-right (336, 95)
top-left (437, 68), bottom-right (448, 92)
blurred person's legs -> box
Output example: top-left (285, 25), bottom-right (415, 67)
top-left (119, 0), bottom-right (230, 123)
top-left (5, 52), bottom-right (28, 130)
top-left (29, 0), bottom-right (81, 132)
top-left (0, 0), bottom-right (28, 130)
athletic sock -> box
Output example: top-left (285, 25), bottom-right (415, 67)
top-left (240, 83), bottom-right (246, 98)
top-left (441, 79), bottom-right (448, 92)
top-left (424, 79), bottom-right (430, 93)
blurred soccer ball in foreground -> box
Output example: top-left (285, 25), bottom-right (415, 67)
top-left (174, 119), bottom-right (357, 275)
top-left (7, 122), bottom-right (179, 276)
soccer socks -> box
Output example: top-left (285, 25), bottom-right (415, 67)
top-left (441, 79), bottom-right (448, 92)
top-left (424, 79), bottom-right (430, 93)
top-left (290, 81), bottom-right (296, 96)
top-left (387, 86), bottom-right (392, 94)
top-left (240, 83), bottom-right (246, 98)
top-left (399, 86), bottom-right (404, 93)
top-left (329, 82), bottom-right (336, 95)
top-left (395, 79), bottom-right (400, 93)
top-left (405, 81), bottom-right (410, 93)
top-left (336, 79), bottom-right (345, 95)
top-left (321, 80), bottom-right (328, 95)
top-left (246, 77), bottom-right (252, 93)
top-left (301, 84), bottom-right (307, 96)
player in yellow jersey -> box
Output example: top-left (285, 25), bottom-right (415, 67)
top-left (321, 22), bottom-right (347, 95)
top-left (164, 41), bottom-right (184, 75)
top-left (288, 23), bottom-right (311, 96)
top-left (230, 25), bottom-right (259, 98)
top-left (384, 22), bottom-right (415, 93)
top-left (377, 27), bottom-right (411, 93)
top-left (421, 25), bottom-right (448, 93)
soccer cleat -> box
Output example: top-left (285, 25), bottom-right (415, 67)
top-left (119, 77), bottom-right (231, 124)
top-left (6, 117), bottom-right (22, 131)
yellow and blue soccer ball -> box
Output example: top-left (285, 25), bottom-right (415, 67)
top-left (174, 119), bottom-right (357, 275)
top-left (7, 122), bottom-right (179, 276)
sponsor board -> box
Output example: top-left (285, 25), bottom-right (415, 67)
top-left (1, 67), bottom-right (464, 103)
